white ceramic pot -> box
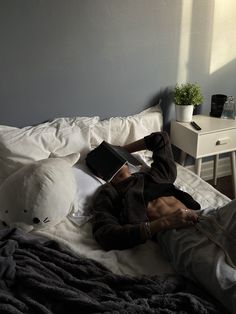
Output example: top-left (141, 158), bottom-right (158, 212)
top-left (175, 105), bottom-right (194, 122)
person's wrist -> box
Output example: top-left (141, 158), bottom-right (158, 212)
top-left (144, 221), bottom-right (152, 239)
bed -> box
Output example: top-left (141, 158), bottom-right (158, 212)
top-left (0, 105), bottom-right (231, 313)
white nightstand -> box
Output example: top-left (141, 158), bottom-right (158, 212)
top-left (170, 115), bottom-right (236, 198)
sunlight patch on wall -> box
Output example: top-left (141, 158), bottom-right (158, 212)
top-left (177, 0), bottom-right (193, 83)
top-left (210, 0), bottom-right (236, 74)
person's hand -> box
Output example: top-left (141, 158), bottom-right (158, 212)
top-left (164, 208), bottom-right (198, 229)
top-left (150, 208), bottom-right (198, 234)
top-left (167, 208), bottom-right (198, 228)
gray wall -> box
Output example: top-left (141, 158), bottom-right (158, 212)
top-left (0, 0), bottom-right (235, 127)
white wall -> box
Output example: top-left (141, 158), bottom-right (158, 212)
top-left (0, 0), bottom-right (235, 127)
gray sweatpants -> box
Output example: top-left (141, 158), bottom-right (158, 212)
top-left (157, 199), bottom-right (236, 314)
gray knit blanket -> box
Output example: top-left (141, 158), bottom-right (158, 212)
top-left (0, 228), bottom-right (228, 314)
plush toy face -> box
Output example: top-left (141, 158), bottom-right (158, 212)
top-left (0, 153), bottom-right (80, 232)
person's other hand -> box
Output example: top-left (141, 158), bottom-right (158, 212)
top-left (163, 208), bottom-right (198, 229)
top-left (151, 208), bottom-right (198, 233)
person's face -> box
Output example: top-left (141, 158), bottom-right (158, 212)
top-left (111, 164), bottom-right (131, 185)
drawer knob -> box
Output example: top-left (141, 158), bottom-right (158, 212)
top-left (216, 138), bottom-right (229, 145)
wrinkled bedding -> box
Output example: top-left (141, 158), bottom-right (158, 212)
top-left (0, 228), bottom-right (227, 314)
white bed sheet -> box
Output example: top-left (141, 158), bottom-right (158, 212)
top-left (33, 163), bottom-right (231, 277)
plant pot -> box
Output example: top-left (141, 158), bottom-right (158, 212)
top-left (175, 105), bottom-right (194, 122)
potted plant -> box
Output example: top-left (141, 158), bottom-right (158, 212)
top-left (173, 83), bottom-right (203, 122)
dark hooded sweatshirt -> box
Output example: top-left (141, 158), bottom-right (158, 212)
top-left (91, 132), bottom-right (200, 251)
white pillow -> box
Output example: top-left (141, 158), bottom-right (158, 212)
top-left (0, 107), bottom-right (162, 182)
top-left (68, 163), bottom-right (105, 226)
top-left (0, 116), bottom-right (101, 181)
top-left (0, 153), bottom-right (80, 232)
top-left (90, 104), bottom-right (163, 148)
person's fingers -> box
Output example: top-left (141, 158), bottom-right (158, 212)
top-left (185, 209), bottom-right (198, 223)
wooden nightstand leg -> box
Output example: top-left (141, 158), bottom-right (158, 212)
top-left (195, 158), bottom-right (202, 177)
top-left (180, 151), bottom-right (187, 166)
top-left (213, 154), bottom-right (219, 186)
top-left (230, 151), bottom-right (236, 198)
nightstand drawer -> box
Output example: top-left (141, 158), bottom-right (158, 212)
top-left (198, 129), bottom-right (236, 156)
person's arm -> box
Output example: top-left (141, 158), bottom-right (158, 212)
top-left (122, 138), bottom-right (146, 154)
top-left (144, 132), bottom-right (177, 182)
top-left (92, 186), bottom-right (146, 251)
top-left (123, 132), bottom-right (177, 183)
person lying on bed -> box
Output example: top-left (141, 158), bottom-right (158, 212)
top-left (87, 131), bottom-right (236, 314)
